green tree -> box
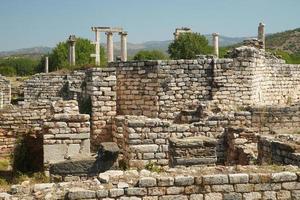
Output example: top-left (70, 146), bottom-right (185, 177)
top-left (48, 37), bottom-right (107, 72)
top-left (0, 58), bottom-right (39, 76)
top-left (133, 50), bottom-right (168, 60)
top-left (168, 32), bottom-right (213, 59)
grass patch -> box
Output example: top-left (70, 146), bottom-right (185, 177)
top-left (0, 158), bottom-right (10, 171)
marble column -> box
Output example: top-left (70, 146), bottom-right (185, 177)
top-left (106, 32), bottom-right (114, 62)
top-left (68, 35), bottom-right (76, 66)
top-left (120, 32), bottom-right (128, 61)
top-left (258, 22), bottom-right (265, 49)
top-left (212, 33), bottom-right (219, 58)
top-left (95, 30), bottom-right (100, 66)
top-left (45, 56), bottom-right (49, 73)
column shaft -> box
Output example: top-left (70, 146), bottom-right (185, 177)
top-left (106, 32), bottom-right (114, 62)
top-left (120, 32), bottom-right (128, 61)
top-left (212, 33), bottom-right (219, 58)
top-left (258, 22), bottom-right (265, 49)
top-left (95, 31), bottom-right (100, 66)
top-left (45, 56), bottom-right (49, 73)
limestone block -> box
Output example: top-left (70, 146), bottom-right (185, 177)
top-left (43, 144), bottom-right (67, 164)
top-left (67, 144), bottom-right (80, 157)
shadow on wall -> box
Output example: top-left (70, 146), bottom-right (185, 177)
top-left (13, 134), bottom-right (43, 173)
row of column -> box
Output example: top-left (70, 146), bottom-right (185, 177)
top-left (106, 31), bottom-right (128, 63)
top-left (92, 31), bottom-right (127, 65)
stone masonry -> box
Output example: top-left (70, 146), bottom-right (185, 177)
top-left (43, 100), bottom-right (90, 170)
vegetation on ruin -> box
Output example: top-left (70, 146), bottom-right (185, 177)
top-left (168, 32), bottom-right (213, 59)
top-left (133, 50), bottom-right (168, 60)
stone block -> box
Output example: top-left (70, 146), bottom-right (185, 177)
top-left (211, 184), bottom-right (234, 192)
top-left (44, 144), bottom-right (67, 164)
top-left (203, 174), bottom-right (228, 185)
top-left (190, 194), bottom-right (203, 200)
top-left (166, 187), bottom-right (184, 195)
top-left (223, 192), bottom-right (242, 200)
top-left (271, 172), bottom-right (297, 182)
top-left (159, 195), bottom-right (188, 200)
top-left (67, 144), bottom-right (80, 156)
top-left (243, 192), bottom-right (261, 200)
top-left (204, 193), bottom-right (222, 200)
top-left (109, 188), bottom-right (124, 197)
top-left (157, 177), bottom-right (174, 186)
top-left (67, 187), bottom-right (96, 200)
top-left (139, 177), bottom-right (157, 187)
top-left (126, 187), bottom-right (147, 196)
top-left (229, 173), bottom-right (249, 184)
top-left (174, 175), bottom-right (194, 186)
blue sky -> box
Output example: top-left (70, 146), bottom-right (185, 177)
top-left (0, 0), bottom-right (299, 51)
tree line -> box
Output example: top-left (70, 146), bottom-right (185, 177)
top-left (1, 32), bottom-right (298, 77)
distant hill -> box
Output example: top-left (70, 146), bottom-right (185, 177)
top-left (266, 28), bottom-right (300, 54)
top-left (0, 47), bottom-right (52, 59)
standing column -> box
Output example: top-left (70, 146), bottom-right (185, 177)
top-left (119, 32), bottom-right (128, 61)
top-left (212, 33), bottom-right (219, 58)
top-left (106, 32), bottom-right (114, 62)
top-left (95, 30), bottom-right (100, 66)
top-left (45, 56), bottom-right (49, 73)
top-left (258, 22), bottom-right (265, 49)
top-left (68, 35), bottom-right (76, 66)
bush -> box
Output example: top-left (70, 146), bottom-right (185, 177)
top-left (168, 32), bottom-right (213, 59)
top-left (133, 50), bottom-right (168, 60)
top-left (0, 66), bottom-right (17, 76)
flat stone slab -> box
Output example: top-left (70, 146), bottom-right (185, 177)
top-left (169, 136), bottom-right (217, 147)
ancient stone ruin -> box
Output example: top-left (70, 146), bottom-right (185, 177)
top-left (1, 23), bottom-right (300, 199)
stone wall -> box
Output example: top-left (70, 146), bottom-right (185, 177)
top-left (0, 101), bottom-right (51, 136)
top-left (113, 112), bottom-right (251, 168)
top-left (43, 100), bottom-right (90, 169)
top-left (258, 134), bottom-right (300, 166)
top-left (0, 74), bottom-right (11, 107)
top-left (23, 70), bottom-right (86, 102)
top-left (113, 47), bottom-right (300, 120)
top-left (251, 104), bottom-right (300, 134)
top-left (9, 169), bottom-right (300, 200)
top-left (23, 68), bottom-right (117, 148)
top-left (85, 68), bottom-right (117, 146)
top-left (0, 129), bottom-right (15, 158)
top-left (169, 136), bottom-right (217, 167)
top-left (113, 60), bottom-right (213, 120)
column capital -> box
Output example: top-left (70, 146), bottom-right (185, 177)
top-left (68, 35), bottom-right (76, 43)
top-left (119, 31), bottom-right (128, 36)
top-left (105, 31), bottom-right (113, 36)
top-left (212, 32), bottom-right (219, 37)
top-left (259, 22), bottom-right (265, 27)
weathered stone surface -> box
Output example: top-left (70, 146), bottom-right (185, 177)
top-left (67, 187), bottom-right (96, 200)
top-left (139, 177), bottom-right (157, 187)
top-left (203, 174), bottom-right (228, 185)
top-left (229, 173), bottom-right (249, 184)
top-left (271, 172), bottom-right (297, 182)
top-left (174, 175), bottom-right (194, 186)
